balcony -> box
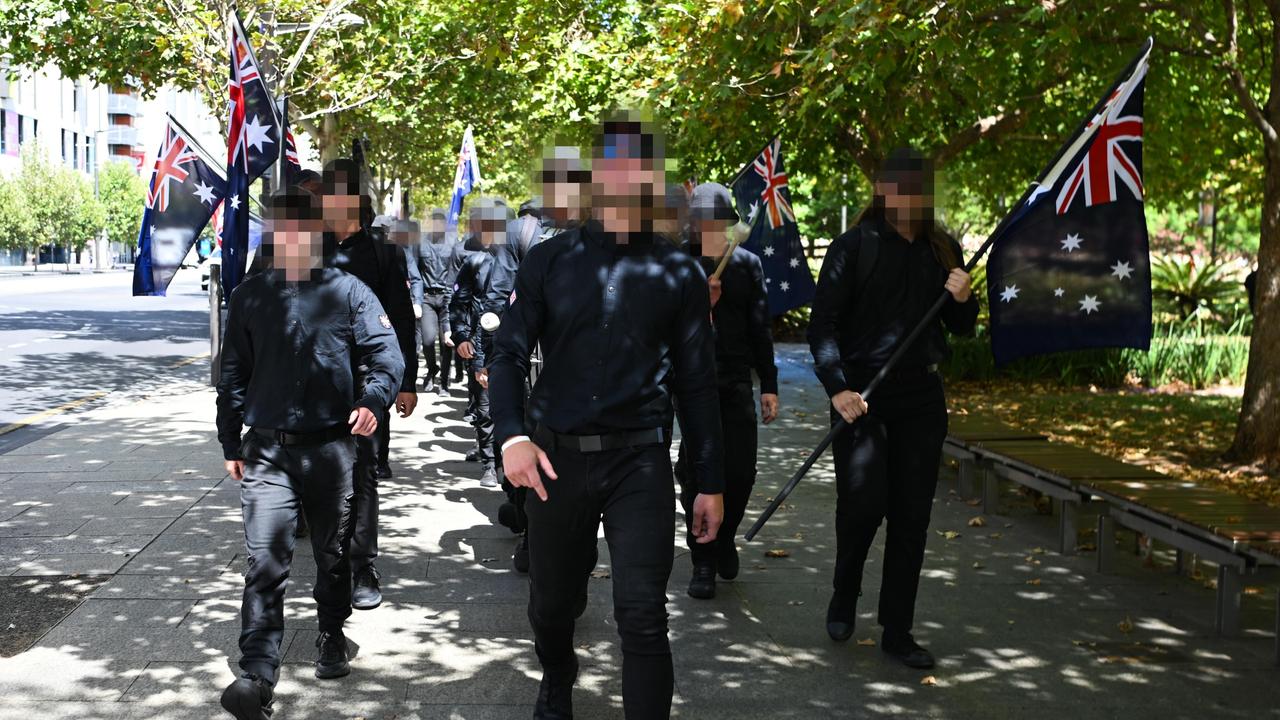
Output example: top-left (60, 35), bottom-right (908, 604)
top-left (106, 92), bottom-right (141, 116)
top-left (104, 125), bottom-right (139, 147)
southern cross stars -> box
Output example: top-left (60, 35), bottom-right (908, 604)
top-left (243, 114), bottom-right (275, 154)
top-left (1110, 260), bottom-right (1134, 280)
top-left (193, 181), bottom-right (218, 206)
top-left (999, 284), bottom-right (1020, 303)
top-left (1079, 294), bottom-right (1101, 314)
top-left (1054, 287), bottom-right (1065, 298)
top-left (762, 245), bottom-right (775, 257)
top-left (1060, 233), bottom-right (1083, 252)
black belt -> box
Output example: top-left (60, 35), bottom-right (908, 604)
top-left (534, 425), bottom-right (666, 454)
top-left (251, 424), bottom-right (350, 446)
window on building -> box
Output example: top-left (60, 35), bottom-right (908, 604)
top-left (16, 114), bottom-right (23, 147)
top-left (0, 111), bottom-right (6, 155)
top-left (84, 136), bottom-right (91, 171)
top-left (31, 118), bottom-right (37, 139)
top-left (72, 132), bottom-right (78, 168)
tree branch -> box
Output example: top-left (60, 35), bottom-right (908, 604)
top-left (1221, 0), bottom-right (1279, 144)
top-left (296, 93), bottom-right (379, 121)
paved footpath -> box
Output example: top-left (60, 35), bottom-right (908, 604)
top-left (0, 346), bottom-right (1277, 719)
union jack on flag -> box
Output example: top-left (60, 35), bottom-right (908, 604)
top-left (752, 137), bottom-right (795, 229)
top-left (145, 127), bottom-right (199, 213)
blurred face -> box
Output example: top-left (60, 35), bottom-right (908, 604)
top-left (321, 191), bottom-right (362, 233)
top-left (692, 217), bottom-right (733, 256)
top-left (592, 156), bottom-right (664, 235)
top-left (539, 165), bottom-right (590, 227)
top-left (469, 217), bottom-right (506, 248)
top-left (428, 216), bottom-right (447, 239)
top-left (875, 178), bottom-right (933, 228)
top-left (268, 216), bottom-right (324, 282)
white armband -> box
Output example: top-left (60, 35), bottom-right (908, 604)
top-left (501, 435), bottom-right (531, 453)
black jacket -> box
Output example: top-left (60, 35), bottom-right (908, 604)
top-left (329, 228), bottom-right (419, 393)
top-left (449, 242), bottom-right (522, 368)
top-left (807, 215), bottom-right (978, 397)
top-left (215, 268), bottom-right (405, 460)
top-left (687, 243), bottom-right (778, 394)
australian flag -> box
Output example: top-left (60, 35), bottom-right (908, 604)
top-left (731, 137), bottom-right (816, 315)
top-left (280, 96), bottom-right (302, 186)
top-left (447, 126), bottom-right (480, 234)
top-left (986, 39), bottom-right (1154, 366)
top-left (220, 8), bottom-right (280, 296)
top-left (133, 119), bottom-right (226, 296)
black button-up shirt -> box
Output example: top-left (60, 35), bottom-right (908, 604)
top-left (489, 225), bottom-right (724, 493)
top-left (215, 268), bottom-right (405, 460)
top-left (688, 244), bottom-right (778, 394)
top-left (329, 229), bottom-right (418, 393)
top-left (807, 216), bottom-right (978, 397)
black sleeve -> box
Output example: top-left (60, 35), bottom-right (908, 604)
top-left (215, 288), bottom-right (253, 460)
top-left (350, 281), bottom-right (405, 412)
top-left (489, 250), bottom-right (545, 446)
top-left (450, 254), bottom-right (479, 343)
top-left (745, 253), bottom-right (779, 395)
top-left (403, 243), bottom-right (424, 306)
top-left (807, 231), bottom-right (857, 398)
top-left (671, 258), bottom-right (724, 494)
top-left (939, 237), bottom-right (979, 336)
top-left (382, 244), bottom-right (419, 392)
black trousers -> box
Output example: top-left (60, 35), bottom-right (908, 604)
top-left (419, 293), bottom-right (450, 387)
top-left (237, 432), bottom-right (356, 684)
top-left (675, 378), bottom-right (756, 567)
top-left (829, 372), bottom-right (948, 635)
top-left (352, 405), bottom-right (388, 571)
top-left (466, 362), bottom-right (495, 468)
top-left (525, 437), bottom-right (675, 720)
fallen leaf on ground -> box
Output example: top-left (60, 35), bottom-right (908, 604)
top-left (920, 676), bottom-right (938, 686)
top-left (1118, 616), bottom-right (1134, 634)
top-left (590, 569), bottom-right (611, 579)
top-left (857, 638), bottom-right (877, 646)
top-left (942, 531), bottom-right (961, 540)
top-left (765, 549), bottom-right (791, 558)
top-left (965, 498), bottom-right (982, 507)
top-left (1026, 578), bottom-right (1042, 586)
top-left (967, 516), bottom-right (987, 527)
top-left (988, 533), bottom-right (1003, 539)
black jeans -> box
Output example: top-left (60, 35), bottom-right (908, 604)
top-left (466, 362), bottom-right (495, 468)
top-left (829, 372), bottom-right (948, 635)
top-left (237, 432), bottom-right (357, 684)
top-left (525, 436), bottom-right (675, 720)
top-left (419, 293), bottom-right (450, 386)
top-left (675, 378), bottom-right (756, 567)
top-left (352, 405), bottom-right (388, 571)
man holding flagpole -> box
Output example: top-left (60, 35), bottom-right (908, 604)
top-left (447, 126), bottom-right (481, 239)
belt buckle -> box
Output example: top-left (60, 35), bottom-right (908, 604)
top-left (579, 435), bottom-right (603, 453)
top-left (274, 430), bottom-right (288, 445)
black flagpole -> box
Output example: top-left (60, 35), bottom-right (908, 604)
top-left (743, 38), bottom-right (1154, 542)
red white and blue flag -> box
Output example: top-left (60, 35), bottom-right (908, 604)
top-left (220, 8), bottom-right (280, 295)
top-left (731, 136), bottom-right (815, 315)
top-left (447, 126), bottom-right (481, 234)
top-left (986, 39), bottom-right (1153, 365)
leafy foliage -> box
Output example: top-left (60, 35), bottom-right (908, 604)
top-left (98, 159), bottom-right (146, 248)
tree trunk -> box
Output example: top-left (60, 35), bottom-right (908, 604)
top-left (1228, 141), bottom-right (1280, 469)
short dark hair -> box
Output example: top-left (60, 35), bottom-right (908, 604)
top-left (594, 110), bottom-right (663, 161)
top-left (295, 168), bottom-right (322, 186)
top-left (266, 187), bottom-right (322, 221)
top-left (321, 158), bottom-right (364, 197)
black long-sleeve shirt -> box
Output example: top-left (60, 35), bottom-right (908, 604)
top-left (807, 216), bottom-right (978, 398)
top-left (215, 268), bottom-right (405, 460)
top-left (489, 225), bottom-right (725, 493)
top-left (689, 244), bottom-right (778, 394)
top-left (329, 228), bottom-right (418, 393)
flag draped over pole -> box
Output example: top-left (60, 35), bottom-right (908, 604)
top-left (730, 137), bottom-right (815, 315)
top-left (220, 7), bottom-right (281, 297)
top-left (986, 38), bottom-right (1154, 366)
top-left (447, 126), bottom-right (480, 235)
top-left (132, 118), bottom-right (227, 296)
top-left (280, 95), bottom-right (302, 187)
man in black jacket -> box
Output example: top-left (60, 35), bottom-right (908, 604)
top-left (414, 209), bottom-right (458, 396)
top-left (216, 189), bottom-right (404, 720)
top-left (320, 159), bottom-right (418, 611)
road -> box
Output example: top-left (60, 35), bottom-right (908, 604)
top-left (0, 268), bottom-right (210, 431)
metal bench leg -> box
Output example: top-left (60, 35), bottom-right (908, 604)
top-left (1175, 548), bottom-right (1186, 576)
top-left (958, 459), bottom-right (975, 498)
top-left (1097, 514), bottom-right (1116, 574)
top-left (981, 466), bottom-right (999, 515)
top-left (1059, 500), bottom-right (1079, 556)
top-left (1216, 565), bottom-right (1243, 636)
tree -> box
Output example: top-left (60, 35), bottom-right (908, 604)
top-left (98, 159), bottom-right (146, 248)
top-left (15, 144), bottom-right (103, 267)
top-left (0, 173), bottom-right (36, 253)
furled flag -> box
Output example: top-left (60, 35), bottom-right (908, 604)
top-left (220, 8), bottom-right (281, 296)
top-left (985, 38), bottom-right (1154, 366)
top-left (730, 136), bottom-right (815, 315)
top-left (280, 96), bottom-right (302, 186)
top-left (447, 126), bottom-right (481, 234)
top-left (133, 118), bottom-right (227, 296)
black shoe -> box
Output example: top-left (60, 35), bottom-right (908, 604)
top-left (351, 566), bottom-right (382, 610)
top-left (826, 595), bottom-right (855, 642)
top-left (881, 630), bottom-right (935, 669)
top-left (219, 673), bottom-right (273, 720)
top-left (315, 631), bottom-right (351, 679)
top-left (294, 511), bottom-right (309, 539)
top-left (464, 446), bottom-right (480, 462)
top-left (533, 660), bottom-right (578, 719)
top-left (687, 563), bottom-right (716, 600)
top-left (497, 502), bottom-right (524, 534)
top-left (513, 534), bottom-right (530, 574)
top-left (717, 542), bottom-right (740, 580)
top-left (375, 463), bottom-right (392, 479)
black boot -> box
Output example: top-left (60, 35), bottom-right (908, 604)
top-left (464, 446), bottom-right (481, 462)
top-left (375, 462), bottom-right (392, 479)
top-left (512, 534), bottom-right (530, 574)
top-left (497, 502), bottom-right (523, 534)
top-left (687, 563), bottom-right (716, 600)
top-left (533, 660), bottom-right (578, 719)
top-left (315, 630), bottom-right (351, 679)
top-left (717, 541), bottom-right (740, 580)
top-left (352, 565), bottom-right (382, 610)
top-left (881, 630), bottom-right (935, 669)
top-left (826, 594), bottom-right (855, 642)
top-left (219, 673), bottom-right (273, 720)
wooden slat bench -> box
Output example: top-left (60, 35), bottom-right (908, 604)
top-left (942, 413), bottom-right (1045, 500)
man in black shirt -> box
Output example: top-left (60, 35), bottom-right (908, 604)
top-left (321, 159), bottom-right (419, 611)
top-left (489, 114), bottom-right (723, 720)
top-left (216, 190), bottom-right (403, 720)
top-left (415, 209), bottom-right (457, 396)
top-left (678, 183), bottom-right (779, 600)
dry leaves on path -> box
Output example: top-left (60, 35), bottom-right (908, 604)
top-left (765, 549), bottom-right (791, 558)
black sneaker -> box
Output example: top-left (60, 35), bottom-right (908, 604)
top-left (351, 566), bottom-right (382, 610)
top-left (513, 534), bottom-right (530, 574)
top-left (464, 446), bottom-right (481, 462)
top-left (881, 630), bottom-right (935, 669)
top-left (826, 595), bottom-right (855, 642)
top-left (315, 631), bottom-right (351, 679)
top-left (717, 541), bottom-right (740, 580)
top-left (219, 673), bottom-right (273, 720)
top-left (497, 502), bottom-right (524, 534)
top-left (533, 660), bottom-right (578, 719)
top-left (375, 463), bottom-right (393, 479)
top-left (687, 563), bottom-right (716, 600)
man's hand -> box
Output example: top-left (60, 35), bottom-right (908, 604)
top-left (708, 277), bottom-right (723, 307)
top-left (396, 391), bottom-right (417, 418)
top-left (413, 303), bottom-right (423, 319)
top-left (691, 493), bottom-right (724, 544)
top-left (225, 460), bottom-right (245, 482)
top-left (761, 393), bottom-right (779, 425)
top-left (348, 406), bottom-right (378, 436)
top-left (443, 330), bottom-right (455, 348)
top-left (475, 368), bottom-right (489, 389)
top-left (503, 440), bottom-right (557, 502)
top-left (945, 268), bottom-right (972, 303)
top-left (457, 340), bottom-right (474, 359)
top-left (831, 390), bottom-right (869, 424)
